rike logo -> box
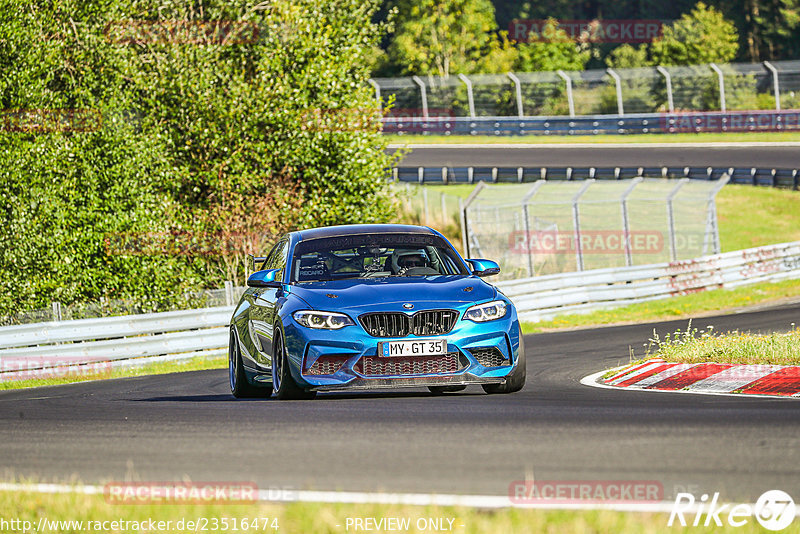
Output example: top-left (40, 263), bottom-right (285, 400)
top-left (668, 490), bottom-right (795, 530)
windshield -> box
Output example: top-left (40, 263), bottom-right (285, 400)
top-left (291, 233), bottom-right (468, 283)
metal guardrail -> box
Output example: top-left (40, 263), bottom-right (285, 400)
top-left (0, 306), bottom-right (234, 375)
top-left (383, 111), bottom-right (800, 136)
top-left (2, 242), bottom-right (799, 374)
top-left (496, 241), bottom-right (800, 322)
top-left (393, 166), bottom-right (800, 189)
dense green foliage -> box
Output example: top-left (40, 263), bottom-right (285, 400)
top-left (0, 0), bottom-right (397, 316)
top-left (376, 0), bottom-right (799, 77)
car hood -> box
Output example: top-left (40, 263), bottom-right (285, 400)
top-left (288, 275), bottom-right (497, 311)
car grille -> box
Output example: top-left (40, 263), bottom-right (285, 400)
top-left (304, 355), bottom-right (348, 375)
top-left (355, 353), bottom-right (467, 376)
top-left (469, 347), bottom-right (509, 367)
top-left (359, 310), bottom-right (458, 338)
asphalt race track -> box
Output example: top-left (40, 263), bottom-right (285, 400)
top-left (390, 144), bottom-right (800, 169)
top-left (2, 302), bottom-right (799, 503)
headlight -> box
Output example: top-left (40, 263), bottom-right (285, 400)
top-left (293, 310), bottom-right (354, 330)
top-left (464, 300), bottom-right (507, 322)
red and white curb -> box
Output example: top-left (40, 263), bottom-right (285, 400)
top-left (582, 358), bottom-right (800, 399)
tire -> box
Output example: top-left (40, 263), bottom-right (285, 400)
top-left (272, 332), bottom-right (316, 400)
top-left (428, 385), bottom-right (467, 395)
top-left (229, 329), bottom-right (267, 398)
top-left (482, 332), bottom-right (526, 395)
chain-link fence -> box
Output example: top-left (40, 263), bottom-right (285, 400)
top-left (372, 60), bottom-right (800, 119)
top-left (463, 177), bottom-right (727, 280)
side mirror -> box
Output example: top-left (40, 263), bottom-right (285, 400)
top-left (466, 259), bottom-right (501, 277)
top-left (247, 269), bottom-right (281, 288)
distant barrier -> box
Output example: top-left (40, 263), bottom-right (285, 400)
top-left (496, 241), bottom-right (800, 322)
top-left (392, 165), bottom-right (799, 189)
top-left (382, 111), bottom-right (800, 136)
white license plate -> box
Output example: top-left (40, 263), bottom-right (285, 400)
top-left (380, 339), bottom-right (447, 358)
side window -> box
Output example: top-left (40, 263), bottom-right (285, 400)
top-left (268, 240), bottom-right (290, 282)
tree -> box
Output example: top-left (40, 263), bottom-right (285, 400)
top-left (386, 0), bottom-right (516, 77)
top-left (513, 18), bottom-right (591, 72)
top-left (0, 0), bottom-right (398, 316)
top-left (650, 2), bottom-right (739, 66)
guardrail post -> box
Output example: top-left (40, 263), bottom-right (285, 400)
top-left (51, 301), bottom-right (62, 322)
top-left (556, 70), bottom-right (575, 118)
top-left (458, 74), bottom-right (476, 118)
top-left (368, 79), bottom-right (382, 109)
top-left (507, 72), bottom-right (524, 118)
top-left (763, 61), bottom-right (781, 111)
top-left (224, 280), bottom-right (235, 306)
top-left (656, 66), bottom-right (675, 113)
top-left (620, 177), bottom-right (643, 266)
top-left (572, 180), bottom-right (594, 271)
top-left (709, 63), bottom-right (727, 112)
top-left (412, 76), bottom-right (429, 119)
top-left (666, 179), bottom-right (689, 261)
top-left (606, 68), bottom-right (625, 116)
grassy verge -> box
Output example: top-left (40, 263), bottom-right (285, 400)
top-left (0, 355), bottom-right (226, 391)
top-left (0, 488), bottom-right (771, 533)
top-left (642, 321), bottom-right (800, 366)
top-left (387, 131), bottom-right (800, 145)
top-left (521, 278), bottom-right (800, 335)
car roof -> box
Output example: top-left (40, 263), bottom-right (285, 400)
top-left (293, 224), bottom-right (438, 242)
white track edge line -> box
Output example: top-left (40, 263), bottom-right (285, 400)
top-left (581, 368), bottom-right (800, 400)
top-left (388, 142), bottom-right (800, 149)
top-left (0, 483), bottom-right (785, 514)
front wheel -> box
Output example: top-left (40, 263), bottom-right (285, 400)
top-left (272, 332), bottom-right (316, 400)
top-left (482, 334), bottom-right (526, 394)
top-left (229, 329), bottom-right (267, 398)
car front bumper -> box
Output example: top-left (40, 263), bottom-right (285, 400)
top-left (282, 307), bottom-right (522, 391)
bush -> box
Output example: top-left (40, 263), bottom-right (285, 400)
top-left (0, 0), bottom-right (398, 316)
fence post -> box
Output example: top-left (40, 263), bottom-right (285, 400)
top-left (422, 186), bottom-right (430, 225)
top-left (572, 180), bottom-right (594, 271)
top-left (462, 182), bottom-right (486, 258)
top-left (440, 191), bottom-right (447, 226)
top-left (51, 301), bottom-right (62, 322)
top-left (521, 181), bottom-right (546, 277)
top-left (666, 179), bottom-right (689, 261)
top-left (556, 70), bottom-right (575, 118)
top-left (656, 66), bottom-right (675, 113)
top-left (763, 61), bottom-right (781, 111)
top-left (606, 68), bottom-right (625, 116)
top-left (412, 76), bottom-right (428, 119)
top-left (704, 174), bottom-right (730, 255)
top-left (368, 79), bottom-right (381, 109)
top-left (709, 63), bottom-right (726, 112)
top-left (507, 72), bottom-right (525, 118)
top-left (620, 177), bottom-right (643, 266)
top-left (458, 74), bottom-right (476, 118)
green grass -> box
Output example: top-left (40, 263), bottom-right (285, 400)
top-left (387, 131), bottom-right (800, 145)
top-left (0, 487), bottom-right (774, 533)
top-left (642, 320), bottom-right (800, 366)
top-left (0, 355), bottom-right (225, 391)
top-left (522, 278), bottom-right (800, 335)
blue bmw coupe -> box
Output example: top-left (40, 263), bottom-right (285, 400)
top-left (228, 224), bottom-right (525, 399)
